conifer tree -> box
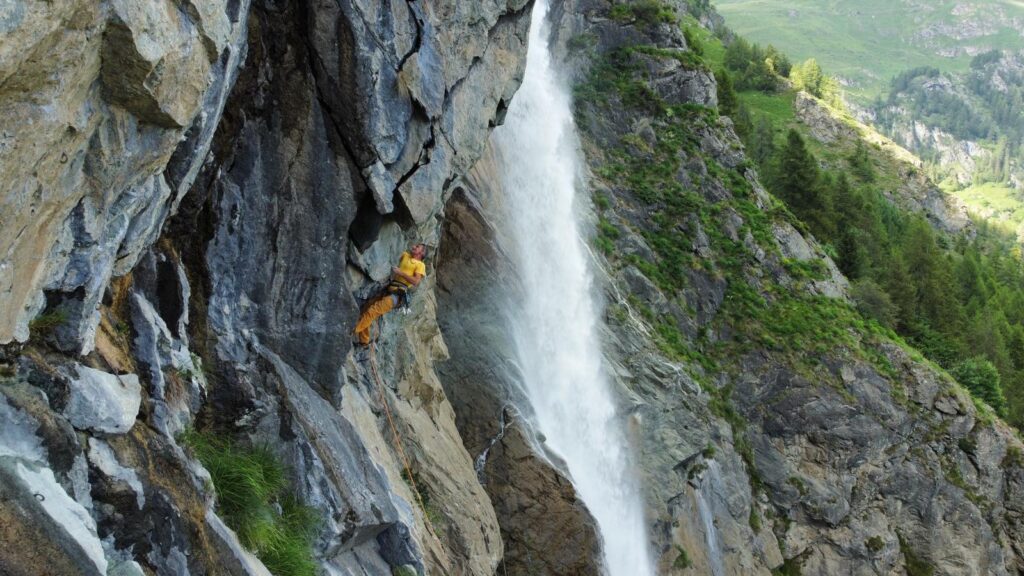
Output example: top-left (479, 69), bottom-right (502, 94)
top-left (715, 69), bottom-right (739, 118)
top-left (953, 357), bottom-right (1008, 417)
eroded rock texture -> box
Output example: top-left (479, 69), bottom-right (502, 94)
top-left (2, 0), bottom-right (531, 574)
top-left (0, 0), bottom-right (250, 350)
top-left (2, 0), bottom-right (1023, 574)
top-left (436, 181), bottom-right (603, 576)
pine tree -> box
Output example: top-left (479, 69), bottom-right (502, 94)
top-left (953, 357), bottom-right (1008, 417)
top-left (746, 117), bottom-right (776, 167)
top-left (765, 44), bottom-right (791, 77)
top-left (724, 37), bottom-right (753, 72)
top-left (715, 69), bottom-right (739, 118)
top-left (776, 130), bottom-right (819, 207)
top-left (849, 140), bottom-right (875, 182)
top-left (882, 251), bottom-right (917, 332)
top-left (792, 58), bottom-right (824, 96)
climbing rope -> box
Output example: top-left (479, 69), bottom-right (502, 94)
top-left (367, 333), bottom-right (441, 543)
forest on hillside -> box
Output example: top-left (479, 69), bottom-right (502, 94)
top-left (684, 17), bottom-right (1024, 431)
top-left (871, 53), bottom-right (1024, 187)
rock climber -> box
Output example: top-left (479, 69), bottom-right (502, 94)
top-left (354, 243), bottom-right (428, 346)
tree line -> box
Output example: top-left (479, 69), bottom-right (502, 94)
top-left (717, 41), bottom-right (1024, 428)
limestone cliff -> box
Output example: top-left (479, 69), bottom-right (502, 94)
top-left (2, 1), bottom-right (1023, 576)
top-left (2, 0), bottom-right (532, 574)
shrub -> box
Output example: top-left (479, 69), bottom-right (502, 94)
top-left (773, 556), bottom-right (803, 576)
top-left (899, 535), bottom-right (935, 576)
top-left (673, 545), bottom-right (692, 569)
top-left (181, 431), bottom-right (319, 576)
top-left (865, 536), bottom-right (885, 553)
top-left (952, 357), bottom-right (1008, 417)
top-left (683, 25), bottom-right (704, 56)
top-left (851, 279), bottom-right (897, 329)
top-left (609, 0), bottom-right (677, 27)
top-left (749, 508), bottom-right (762, 531)
top-left (1004, 445), bottom-right (1024, 468)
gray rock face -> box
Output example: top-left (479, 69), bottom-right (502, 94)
top-left (3, 0), bottom-right (530, 572)
top-left (0, 382), bottom-right (105, 575)
top-left (130, 260), bottom-right (206, 437)
top-left (203, 512), bottom-right (274, 576)
top-left (0, 0), bottom-right (251, 350)
top-left (256, 345), bottom-right (422, 571)
top-left (731, 346), bottom-right (1024, 575)
top-left (163, 0), bottom-right (531, 573)
top-left (0, 459), bottom-right (108, 576)
top-left (63, 364), bottom-right (141, 434)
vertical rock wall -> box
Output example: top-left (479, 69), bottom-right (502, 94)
top-left (3, 0), bottom-right (1024, 575)
top-left (2, 0), bottom-right (534, 574)
top-left (0, 0), bottom-right (250, 350)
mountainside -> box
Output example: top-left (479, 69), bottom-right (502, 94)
top-left (1, 1), bottom-right (1023, 576)
top-left (870, 52), bottom-right (1024, 236)
top-left (712, 0), bottom-right (1024, 238)
top-left (713, 0), bottom-right (1024, 101)
top-left (553, 2), bottom-right (1024, 573)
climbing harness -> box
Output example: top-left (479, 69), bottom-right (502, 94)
top-left (385, 281), bottom-right (412, 311)
top-left (366, 333), bottom-right (440, 542)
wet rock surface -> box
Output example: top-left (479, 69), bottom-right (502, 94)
top-left (435, 182), bottom-right (603, 575)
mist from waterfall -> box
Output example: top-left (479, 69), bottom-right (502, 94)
top-left (491, 2), bottom-right (655, 574)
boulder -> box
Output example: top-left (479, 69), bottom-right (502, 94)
top-left (63, 364), bottom-right (141, 434)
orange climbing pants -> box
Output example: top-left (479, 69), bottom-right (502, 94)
top-left (354, 294), bottom-right (397, 345)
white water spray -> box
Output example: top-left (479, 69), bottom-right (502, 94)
top-left (492, 2), bottom-right (654, 574)
top-left (697, 461), bottom-right (726, 576)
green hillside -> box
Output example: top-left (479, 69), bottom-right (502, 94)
top-left (713, 0), bottom-right (1024, 101)
top-left (678, 18), bottom-right (1024, 429)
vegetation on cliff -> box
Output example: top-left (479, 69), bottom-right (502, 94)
top-left (713, 0), bottom-right (1024, 241)
top-left (708, 25), bottom-right (1024, 431)
top-left (570, 3), bottom-right (1024, 572)
top-left (182, 430), bottom-right (319, 576)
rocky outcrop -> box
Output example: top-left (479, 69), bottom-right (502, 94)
top-left (3, 0), bottom-right (531, 574)
top-left (0, 0), bottom-right (250, 350)
top-left (795, 93), bottom-right (972, 235)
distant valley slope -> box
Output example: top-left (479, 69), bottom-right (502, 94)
top-left (714, 0), bottom-right (1024, 236)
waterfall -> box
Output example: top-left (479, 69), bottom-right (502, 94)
top-left (491, 2), bottom-right (655, 574)
top-left (696, 461), bottom-right (726, 576)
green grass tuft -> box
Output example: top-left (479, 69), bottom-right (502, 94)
top-left (180, 430), bottom-right (319, 576)
top-left (29, 309), bottom-right (68, 336)
top-left (898, 535), bottom-right (935, 576)
top-left (672, 545), bottom-right (692, 569)
top-left (865, 536), bottom-right (885, 554)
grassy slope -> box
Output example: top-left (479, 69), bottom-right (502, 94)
top-left (947, 181), bottom-right (1024, 235)
top-left (713, 0), bottom-right (1024, 102)
top-left (712, 0), bottom-right (1024, 235)
top-left (691, 14), bottom-right (918, 199)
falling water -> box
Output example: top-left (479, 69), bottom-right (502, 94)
top-left (696, 461), bottom-right (726, 576)
top-left (491, 2), bottom-right (654, 574)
